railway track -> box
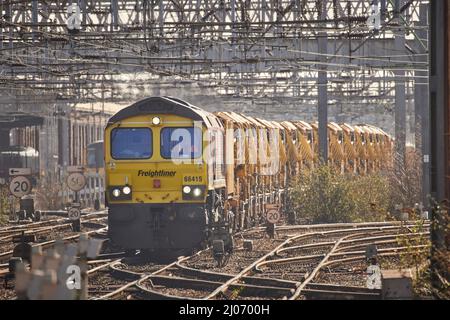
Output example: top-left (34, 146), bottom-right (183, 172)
top-left (88, 253), bottom-right (210, 300)
top-left (86, 225), bottom-right (274, 300)
top-left (0, 224), bottom-right (116, 300)
top-left (0, 212), bottom-right (108, 259)
top-left (0, 219), bottom-right (108, 264)
top-left (0, 210), bottom-right (107, 235)
top-left (203, 223), bottom-right (428, 300)
top-left (81, 221), bottom-right (429, 300)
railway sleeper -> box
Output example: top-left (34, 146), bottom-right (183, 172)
top-left (109, 263), bottom-right (142, 281)
top-left (174, 263), bottom-right (300, 289)
top-left (139, 275), bottom-right (294, 300)
top-left (303, 288), bottom-right (381, 300)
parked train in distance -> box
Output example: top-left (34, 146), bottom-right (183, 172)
top-left (0, 146), bottom-right (39, 185)
top-left (86, 140), bottom-right (105, 210)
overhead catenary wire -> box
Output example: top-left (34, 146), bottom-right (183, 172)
top-left (0, 0), bottom-right (430, 102)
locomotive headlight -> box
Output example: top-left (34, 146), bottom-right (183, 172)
top-left (152, 117), bottom-right (161, 125)
top-left (112, 188), bottom-right (121, 198)
top-left (183, 186), bottom-right (191, 194)
top-left (192, 187), bottom-right (202, 197)
top-left (181, 185), bottom-right (205, 200)
top-left (110, 185), bottom-right (132, 200)
top-left (122, 186), bottom-right (131, 195)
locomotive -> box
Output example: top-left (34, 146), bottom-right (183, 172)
top-left (104, 97), bottom-right (393, 256)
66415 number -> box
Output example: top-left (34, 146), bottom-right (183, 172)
top-left (183, 176), bottom-right (203, 183)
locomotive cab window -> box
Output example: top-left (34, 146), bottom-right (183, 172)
top-left (111, 128), bottom-right (152, 159)
top-left (161, 127), bottom-right (202, 159)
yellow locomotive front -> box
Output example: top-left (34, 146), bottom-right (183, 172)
top-left (104, 97), bottom-right (226, 254)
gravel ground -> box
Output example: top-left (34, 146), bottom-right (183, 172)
top-left (258, 259), bottom-right (322, 282)
top-left (315, 255), bottom-right (411, 288)
top-left (88, 269), bottom-right (132, 298)
top-left (140, 279), bottom-right (211, 299)
top-left (276, 245), bottom-right (334, 258)
top-left (0, 277), bottom-right (16, 300)
top-left (316, 266), bottom-right (368, 287)
top-left (115, 260), bottom-right (168, 274)
top-left (185, 236), bottom-right (280, 275)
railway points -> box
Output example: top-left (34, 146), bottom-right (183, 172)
top-left (0, 0), bottom-right (447, 304)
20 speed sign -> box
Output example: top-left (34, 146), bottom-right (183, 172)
top-left (266, 208), bottom-right (280, 224)
top-left (67, 172), bottom-right (86, 192)
top-left (9, 176), bottom-right (32, 198)
top-left (68, 207), bottom-right (81, 221)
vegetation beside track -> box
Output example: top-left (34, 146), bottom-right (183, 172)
top-left (397, 211), bottom-right (449, 300)
top-left (291, 151), bottom-right (422, 224)
top-left (0, 186), bottom-right (9, 226)
top-left (290, 158), bottom-right (447, 300)
top-left (35, 178), bottom-right (64, 210)
top-left (290, 165), bottom-right (393, 223)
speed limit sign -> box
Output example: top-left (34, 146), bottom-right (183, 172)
top-left (68, 207), bottom-right (81, 221)
top-left (67, 172), bottom-right (86, 192)
top-left (9, 176), bottom-right (32, 198)
top-left (266, 204), bottom-right (280, 224)
top-left (267, 209), bottom-right (280, 224)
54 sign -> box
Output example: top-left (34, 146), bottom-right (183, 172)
top-left (67, 172), bottom-right (86, 192)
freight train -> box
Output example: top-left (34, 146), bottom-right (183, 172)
top-left (104, 97), bottom-right (393, 257)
